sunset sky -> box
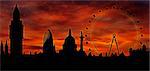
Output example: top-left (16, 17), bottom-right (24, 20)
top-left (0, 1), bottom-right (149, 56)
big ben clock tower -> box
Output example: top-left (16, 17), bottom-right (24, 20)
top-left (10, 5), bottom-right (23, 56)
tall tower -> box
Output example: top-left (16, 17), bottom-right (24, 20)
top-left (43, 29), bottom-right (55, 55)
top-left (9, 5), bottom-right (23, 56)
top-left (78, 31), bottom-right (86, 56)
top-left (79, 31), bottom-right (84, 52)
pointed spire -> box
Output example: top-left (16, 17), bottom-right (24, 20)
top-left (80, 31), bottom-right (84, 51)
top-left (5, 40), bottom-right (8, 55)
top-left (80, 31), bottom-right (84, 38)
top-left (1, 41), bottom-right (3, 49)
top-left (14, 4), bottom-right (19, 13)
top-left (13, 4), bottom-right (20, 20)
top-left (1, 41), bottom-right (4, 54)
top-left (69, 29), bottom-right (72, 36)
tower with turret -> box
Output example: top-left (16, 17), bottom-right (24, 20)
top-left (9, 5), bottom-right (23, 56)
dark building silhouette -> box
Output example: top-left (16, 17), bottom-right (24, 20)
top-left (62, 29), bottom-right (77, 56)
top-left (43, 29), bottom-right (56, 56)
top-left (129, 44), bottom-right (148, 58)
top-left (5, 40), bottom-right (8, 56)
top-left (99, 53), bottom-right (102, 57)
top-left (1, 41), bottom-right (4, 55)
top-left (9, 5), bottom-right (23, 56)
